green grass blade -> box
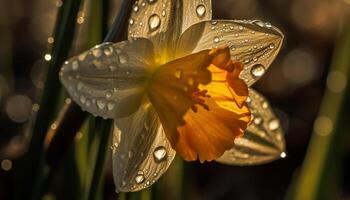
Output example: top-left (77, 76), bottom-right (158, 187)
top-left (288, 20), bottom-right (350, 200)
top-left (19, 0), bottom-right (83, 199)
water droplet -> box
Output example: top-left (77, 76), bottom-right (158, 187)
top-left (162, 10), bottom-right (166, 17)
top-left (269, 43), bottom-right (275, 49)
top-left (253, 116), bottom-right (263, 125)
top-left (246, 97), bottom-right (251, 103)
top-left (148, 14), bottom-right (161, 31)
top-left (280, 152), bottom-right (287, 158)
top-left (109, 65), bottom-right (117, 71)
top-left (78, 53), bottom-right (86, 61)
top-left (268, 119), bottom-right (280, 131)
top-left (253, 20), bottom-right (265, 28)
top-left (153, 146), bottom-right (167, 162)
top-left (174, 69), bottom-right (183, 79)
top-left (147, 0), bottom-right (156, 4)
top-left (79, 95), bottom-right (86, 104)
top-left (97, 99), bottom-right (106, 109)
top-left (92, 48), bottom-right (102, 58)
top-left (251, 64), bottom-right (266, 78)
top-left (211, 21), bottom-right (217, 25)
top-left (106, 92), bottom-right (112, 98)
top-left (133, 5), bottom-right (139, 12)
top-left (196, 4), bottom-right (206, 17)
top-left (104, 46), bottom-right (113, 56)
top-left (129, 19), bottom-right (134, 25)
top-left (213, 36), bottom-right (220, 43)
top-left (238, 26), bottom-right (243, 30)
top-left (230, 45), bottom-right (235, 51)
top-left (77, 82), bottom-right (83, 90)
top-left (135, 174), bottom-right (145, 184)
top-left (262, 101), bottom-right (268, 109)
top-left (119, 54), bottom-right (128, 64)
top-left (72, 60), bottom-right (79, 70)
top-left (265, 22), bottom-right (272, 28)
top-left (107, 102), bottom-right (115, 111)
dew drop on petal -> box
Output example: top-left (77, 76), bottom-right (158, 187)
top-left (148, 14), bottom-right (161, 31)
top-left (106, 92), bottom-right (112, 98)
top-left (92, 48), bottom-right (102, 58)
top-left (269, 43), bottom-right (276, 49)
top-left (253, 20), bottom-right (265, 28)
top-left (77, 82), bottom-right (83, 91)
top-left (196, 4), bottom-right (206, 17)
top-left (147, 0), bottom-right (156, 4)
top-left (251, 64), bottom-right (266, 78)
top-left (135, 174), bottom-right (145, 184)
top-left (213, 36), bottom-right (220, 43)
top-left (107, 102), bottom-right (115, 111)
top-left (79, 95), bottom-right (86, 104)
top-left (153, 146), bottom-right (167, 162)
top-left (97, 99), bottom-right (106, 110)
top-left (280, 152), bottom-right (287, 158)
top-left (129, 19), bottom-right (134, 25)
top-left (72, 60), bottom-right (79, 70)
top-left (118, 54), bottom-right (128, 64)
top-left (133, 5), bottom-right (139, 12)
top-left (109, 65), bottom-right (117, 71)
top-left (104, 47), bottom-right (113, 56)
top-left (253, 116), bottom-right (263, 125)
top-left (268, 119), bottom-right (280, 131)
top-left (265, 22), bottom-right (272, 28)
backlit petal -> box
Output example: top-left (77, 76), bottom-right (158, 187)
top-left (128, 0), bottom-right (176, 57)
top-left (216, 89), bottom-right (286, 165)
top-left (148, 48), bottom-right (251, 162)
top-left (180, 1), bottom-right (212, 34)
top-left (112, 103), bottom-right (176, 192)
top-left (128, 0), bottom-right (212, 62)
top-left (176, 20), bottom-right (284, 86)
top-left (60, 38), bottom-right (154, 119)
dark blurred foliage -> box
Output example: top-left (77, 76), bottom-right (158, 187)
top-left (0, 0), bottom-right (349, 200)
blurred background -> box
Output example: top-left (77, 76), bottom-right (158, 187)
top-left (0, 0), bottom-right (350, 199)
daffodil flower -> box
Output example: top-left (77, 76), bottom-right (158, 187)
top-left (60, 0), bottom-right (285, 192)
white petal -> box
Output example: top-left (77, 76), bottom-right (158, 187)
top-left (128, 0), bottom-right (176, 54)
top-left (176, 20), bottom-right (284, 86)
top-left (128, 0), bottom-right (212, 58)
top-left (60, 38), bottom-right (154, 119)
top-left (180, 0), bottom-right (212, 34)
top-left (112, 103), bottom-right (176, 192)
top-left (216, 89), bottom-right (286, 166)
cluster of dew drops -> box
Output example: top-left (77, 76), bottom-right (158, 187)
top-left (111, 134), bottom-right (169, 189)
top-left (210, 20), bottom-right (277, 83)
top-left (129, 0), bottom-right (211, 36)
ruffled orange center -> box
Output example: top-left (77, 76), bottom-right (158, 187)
top-left (147, 47), bottom-right (251, 162)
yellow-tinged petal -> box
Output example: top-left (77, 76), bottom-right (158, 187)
top-left (176, 20), bottom-right (284, 86)
top-left (147, 47), bottom-right (251, 162)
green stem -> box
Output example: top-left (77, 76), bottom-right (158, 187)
top-left (288, 19), bottom-right (350, 200)
top-left (19, 0), bottom-right (82, 199)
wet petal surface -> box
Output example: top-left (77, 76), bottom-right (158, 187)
top-left (60, 39), bottom-right (154, 118)
top-left (112, 103), bottom-right (176, 192)
top-left (216, 89), bottom-right (286, 165)
top-left (177, 20), bottom-right (284, 86)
